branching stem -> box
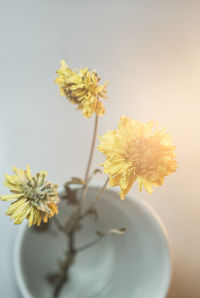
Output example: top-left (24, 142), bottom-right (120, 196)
top-left (49, 114), bottom-right (108, 298)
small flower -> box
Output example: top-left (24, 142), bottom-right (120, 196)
top-left (0, 166), bottom-right (60, 227)
top-left (98, 116), bottom-right (177, 199)
top-left (55, 60), bottom-right (108, 118)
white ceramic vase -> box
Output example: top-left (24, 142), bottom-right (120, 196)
top-left (14, 183), bottom-right (172, 298)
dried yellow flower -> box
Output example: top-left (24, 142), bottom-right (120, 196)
top-left (55, 60), bottom-right (108, 118)
top-left (98, 116), bottom-right (177, 199)
top-left (0, 166), bottom-right (60, 227)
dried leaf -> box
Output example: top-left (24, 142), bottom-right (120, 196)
top-left (87, 169), bottom-right (102, 183)
top-left (108, 227), bottom-right (127, 235)
top-left (93, 169), bottom-right (102, 175)
top-left (96, 227), bottom-right (126, 237)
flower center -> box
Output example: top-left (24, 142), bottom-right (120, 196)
top-left (127, 137), bottom-right (161, 175)
top-left (23, 184), bottom-right (48, 204)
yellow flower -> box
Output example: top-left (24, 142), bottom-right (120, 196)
top-left (0, 166), bottom-right (60, 227)
top-left (55, 60), bottom-right (108, 118)
top-left (98, 116), bottom-right (177, 199)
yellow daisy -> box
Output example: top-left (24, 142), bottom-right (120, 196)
top-left (0, 166), bottom-right (60, 227)
top-left (98, 116), bottom-right (177, 199)
top-left (55, 60), bottom-right (108, 118)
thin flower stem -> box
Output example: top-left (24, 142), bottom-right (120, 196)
top-left (79, 114), bottom-right (99, 208)
top-left (84, 114), bottom-right (99, 182)
top-left (89, 177), bottom-right (109, 209)
top-left (79, 177), bottom-right (109, 220)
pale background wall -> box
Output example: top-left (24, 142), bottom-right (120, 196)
top-left (0, 1), bottom-right (200, 297)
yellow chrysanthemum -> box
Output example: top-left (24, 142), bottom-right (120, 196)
top-left (98, 116), bottom-right (177, 199)
top-left (0, 166), bottom-right (60, 227)
top-left (55, 60), bottom-right (108, 118)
